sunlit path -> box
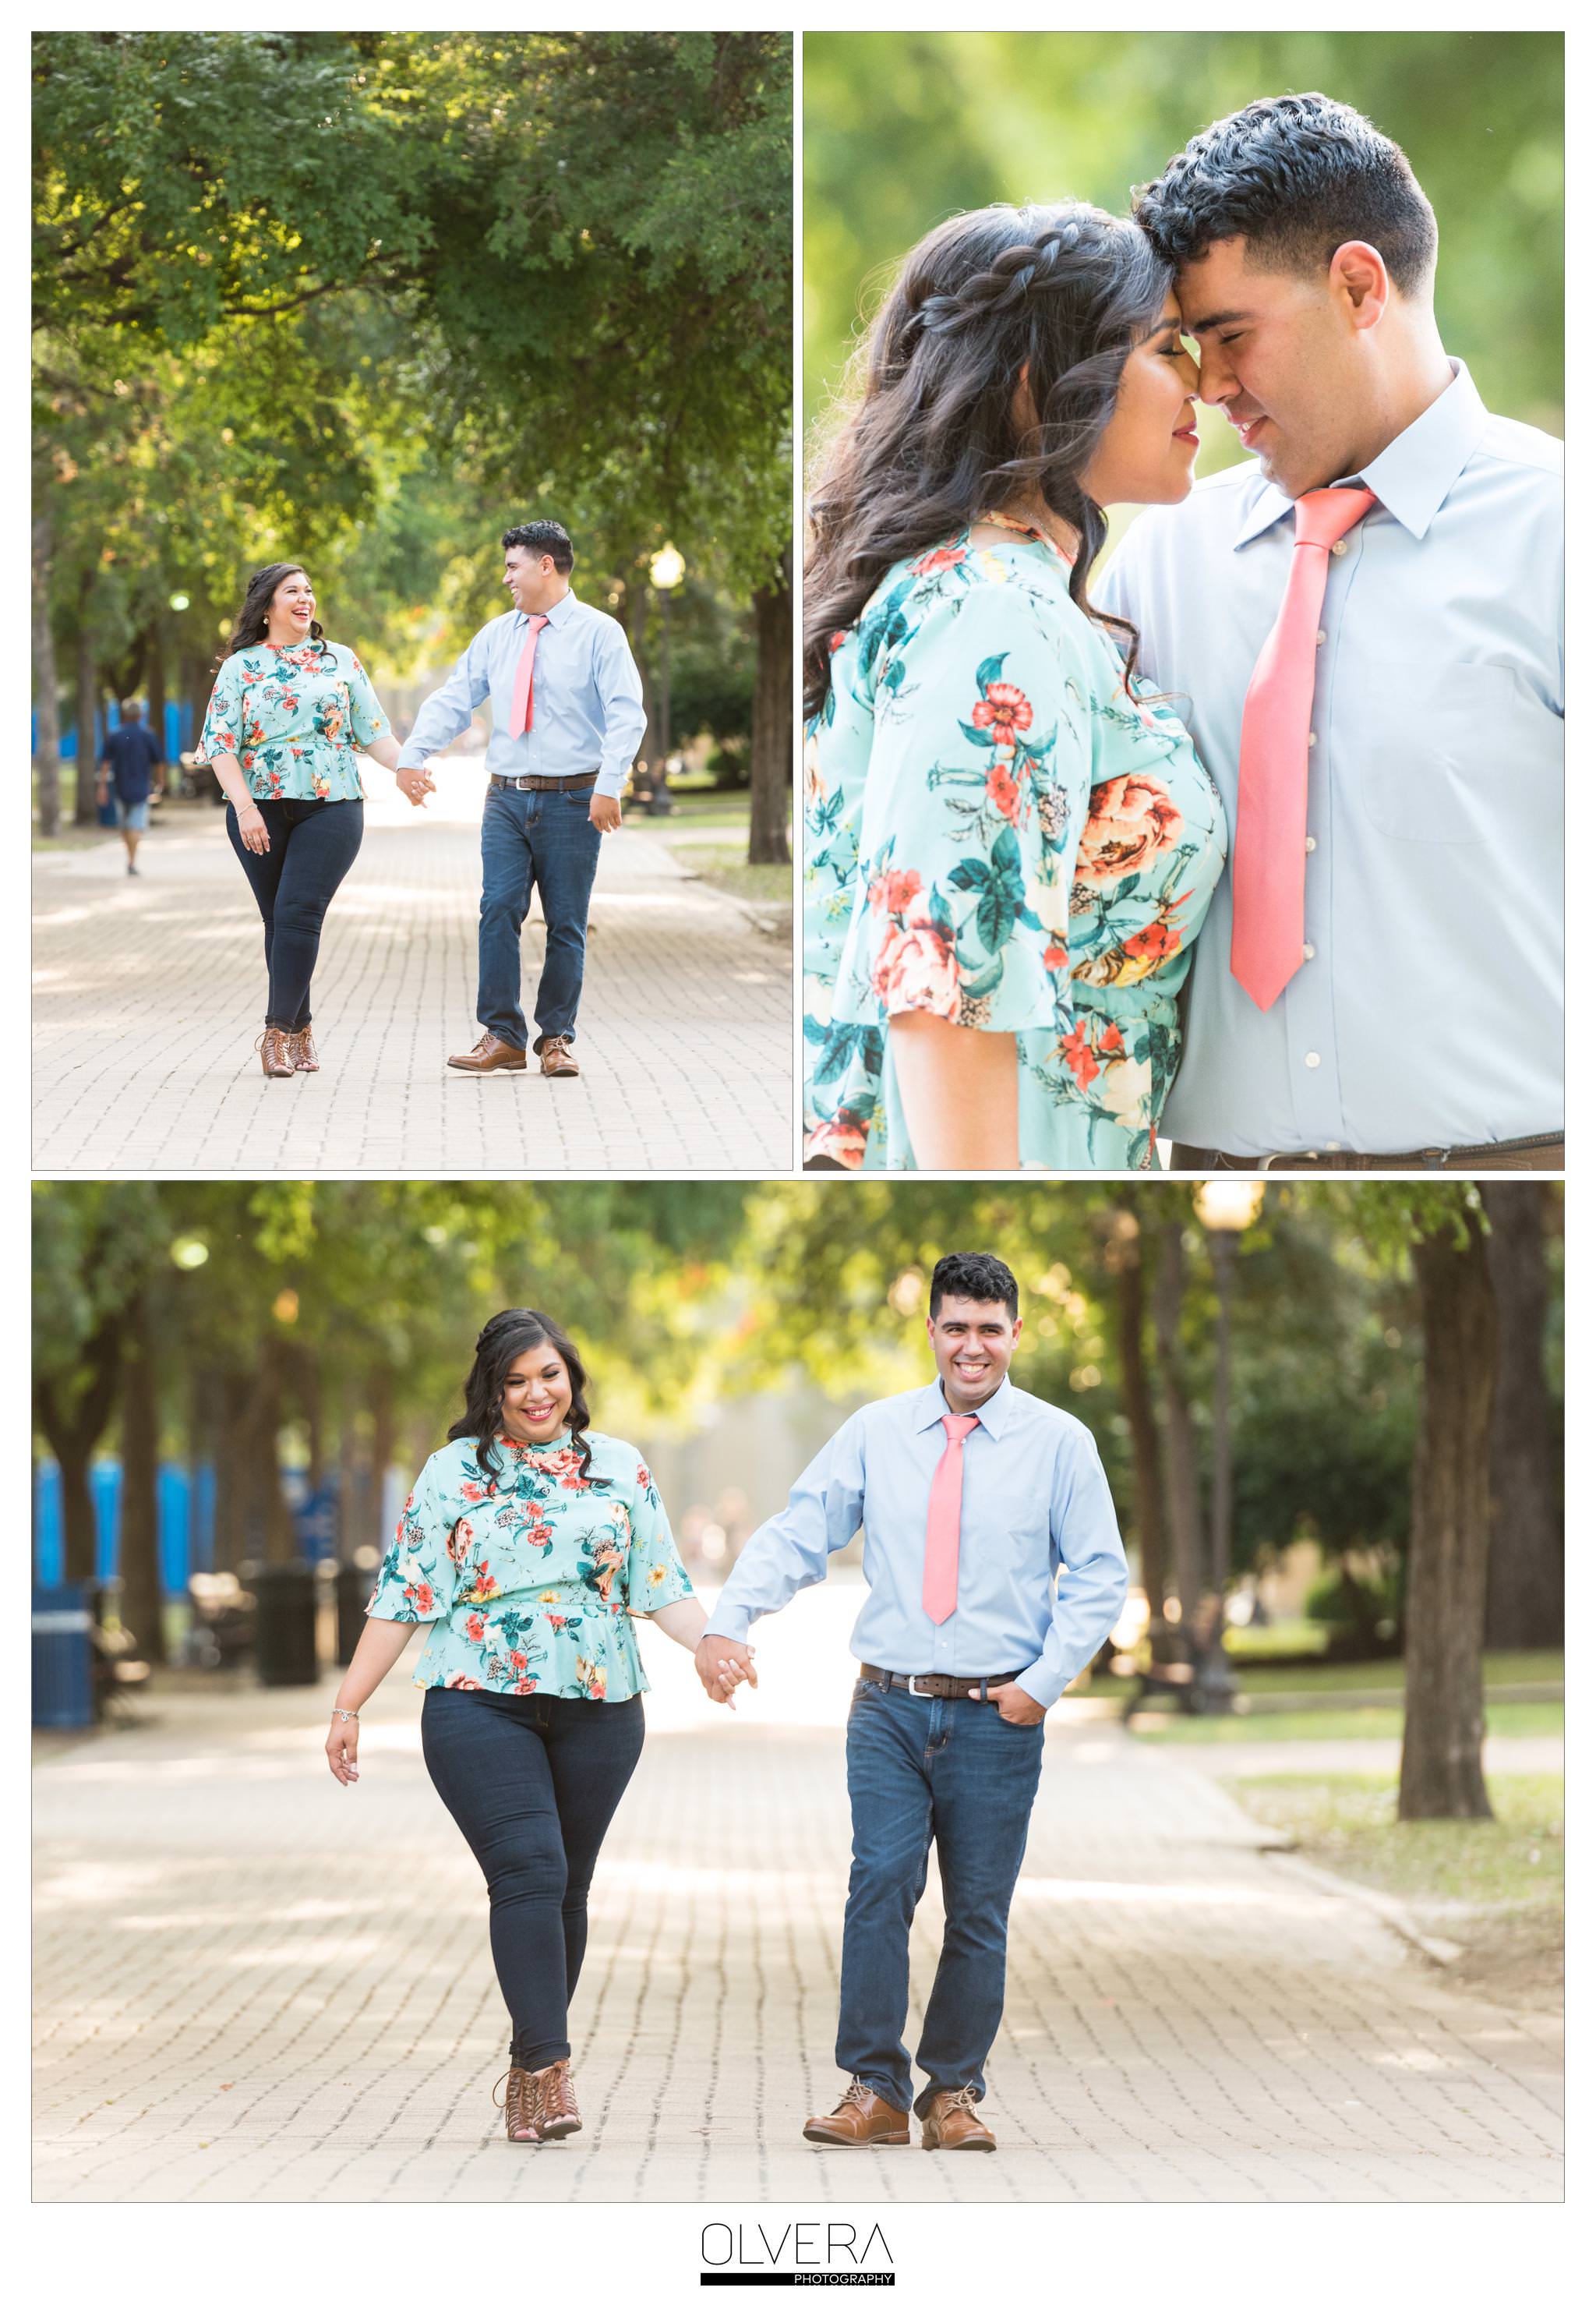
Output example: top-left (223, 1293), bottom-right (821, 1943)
top-left (34, 1584), bottom-right (1561, 2203)
top-left (32, 759), bottom-right (790, 1172)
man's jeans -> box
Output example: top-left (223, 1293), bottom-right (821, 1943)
top-left (478, 779), bottom-right (602, 1052)
top-left (836, 1674), bottom-right (1045, 2116)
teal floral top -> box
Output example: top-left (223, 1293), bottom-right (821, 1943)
top-left (200, 641), bottom-right (390, 803)
top-left (366, 1430), bottom-right (694, 1701)
top-left (803, 519), bottom-right (1226, 1169)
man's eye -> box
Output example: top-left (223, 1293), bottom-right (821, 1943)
top-left (1220, 333), bottom-right (1244, 346)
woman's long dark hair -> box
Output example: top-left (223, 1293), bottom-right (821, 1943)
top-left (803, 200), bottom-right (1171, 721)
top-left (448, 1308), bottom-right (606, 1485)
top-left (221, 561), bottom-right (333, 666)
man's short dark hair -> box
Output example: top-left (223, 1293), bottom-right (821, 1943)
top-left (1135, 94), bottom-right (1438, 299)
top-left (928, 1252), bottom-right (1019, 1322)
top-left (501, 519), bottom-right (575, 574)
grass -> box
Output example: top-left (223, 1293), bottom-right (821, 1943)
top-left (1227, 1649), bottom-right (1563, 1699)
top-left (668, 843), bottom-right (794, 910)
top-left (1231, 1770), bottom-right (1563, 2012)
top-left (1123, 1700), bottom-right (1563, 1745)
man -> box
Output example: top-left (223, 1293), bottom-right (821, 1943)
top-left (396, 519), bottom-right (647, 1080)
top-left (696, 1252), bottom-right (1127, 2152)
top-left (97, 699), bottom-right (164, 876)
top-left (1096, 94), bottom-right (1562, 1170)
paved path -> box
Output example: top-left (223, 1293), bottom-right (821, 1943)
top-left (34, 1588), bottom-right (1560, 2204)
top-left (33, 762), bottom-right (790, 1172)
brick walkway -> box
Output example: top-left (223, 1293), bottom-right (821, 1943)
top-left (33, 1589), bottom-right (1561, 2203)
top-left (32, 762), bottom-right (791, 1172)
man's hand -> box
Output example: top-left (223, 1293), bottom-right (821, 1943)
top-left (696, 1632), bottom-right (757, 1708)
top-left (589, 792), bottom-right (623, 835)
top-left (972, 1681), bottom-right (1047, 1727)
top-left (395, 766), bottom-right (434, 808)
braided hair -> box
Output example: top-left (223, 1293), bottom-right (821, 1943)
top-left (803, 201), bottom-right (1170, 720)
top-left (222, 562), bottom-right (334, 666)
top-left (447, 1307), bottom-right (608, 1487)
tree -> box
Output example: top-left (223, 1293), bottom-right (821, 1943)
top-left (1480, 1181), bottom-right (1562, 1649)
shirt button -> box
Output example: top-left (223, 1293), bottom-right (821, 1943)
top-left (1303, 942), bottom-right (1315, 960)
top-left (1306, 733), bottom-right (1318, 748)
top-left (1305, 836), bottom-right (1317, 852)
top-left (1315, 630), bottom-right (1327, 646)
top-left (1305, 1052), bottom-right (1322, 1069)
top-left (1330, 540), bottom-right (1347, 556)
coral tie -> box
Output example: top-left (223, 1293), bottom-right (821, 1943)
top-left (923, 1413), bottom-right (979, 1625)
top-left (510, 613), bottom-right (550, 741)
top-left (1231, 486), bottom-right (1376, 1009)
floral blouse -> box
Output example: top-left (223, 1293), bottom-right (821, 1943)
top-left (200, 641), bottom-right (390, 803)
top-left (803, 519), bottom-right (1226, 1170)
top-left (366, 1430), bottom-right (694, 1701)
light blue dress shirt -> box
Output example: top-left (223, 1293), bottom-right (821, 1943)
top-left (1095, 361), bottom-right (1563, 1157)
top-left (704, 1377), bottom-right (1128, 1709)
top-left (396, 589), bottom-right (648, 798)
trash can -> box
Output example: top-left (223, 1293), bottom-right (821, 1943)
top-left (243, 1560), bottom-right (320, 1688)
top-left (334, 1554), bottom-right (376, 1667)
top-left (33, 1582), bottom-right (97, 1729)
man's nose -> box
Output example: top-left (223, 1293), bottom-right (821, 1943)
top-left (1195, 355), bottom-right (1233, 407)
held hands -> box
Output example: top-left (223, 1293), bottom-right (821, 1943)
top-left (695, 1632), bottom-right (757, 1710)
top-left (971, 1681), bottom-right (1047, 1727)
top-left (589, 793), bottom-right (623, 835)
top-left (325, 1713), bottom-right (361, 1785)
top-left (395, 765), bottom-right (434, 808)
top-left (237, 802), bottom-right (271, 855)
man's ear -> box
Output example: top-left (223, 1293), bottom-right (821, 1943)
top-left (1329, 240), bottom-right (1389, 330)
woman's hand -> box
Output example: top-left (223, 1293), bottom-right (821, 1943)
top-left (325, 1713), bottom-right (361, 1784)
top-left (395, 766), bottom-right (434, 808)
top-left (236, 801), bottom-right (271, 856)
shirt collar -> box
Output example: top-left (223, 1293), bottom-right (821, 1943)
top-left (911, 1374), bottom-right (1016, 1439)
top-left (1233, 359), bottom-right (1488, 549)
top-left (534, 589), bottom-right (578, 630)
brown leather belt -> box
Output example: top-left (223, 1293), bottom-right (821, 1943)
top-left (489, 770), bottom-right (598, 794)
top-left (1185, 1132), bottom-right (1563, 1173)
top-left (860, 1663), bottom-right (1022, 1700)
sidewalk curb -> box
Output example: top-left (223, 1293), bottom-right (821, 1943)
top-left (1262, 1847), bottom-right (1465, 1966)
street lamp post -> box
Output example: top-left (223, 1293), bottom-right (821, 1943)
top-left (647, 545), bottom-right (685, 817)
top-left (1193, 1179), bottom-right (1265, 1711)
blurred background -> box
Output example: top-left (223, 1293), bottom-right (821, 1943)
top-left (804, 30), bottom-right (1562, 480)
top-left (33, 30), bottom-right (793, 886)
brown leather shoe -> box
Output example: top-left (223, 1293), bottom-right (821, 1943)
top-left (531, 2057), bottom-right (581, 2140)
top-left (493, 2064), bottom-right (542, 2144)
top-left (803, 2079), bottom-right (909, 2147)
top-left (919, 2084), bottom-right (997, 2151)
top-left (256, 1028), bottom-right (295, 1079)
top-left (448, 1032), bottom-right (528, 1074)
top-left (538, 1034), bottom-right (580, 1078)
top-left (286, 1027), bottom-right (319, 1073)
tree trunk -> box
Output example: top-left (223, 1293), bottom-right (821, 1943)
top-left (1399, 1212), bottom-right (1496, 1820)
top-left (748, 547), bottom-right (793, 864)
top-left (33, 509), bottom-right (62, 836)
top-left (369, 1372), bottom-right (397, 1546)
top-left (34, 1319), bottom-right (124, 1583)
top-left (118, 1292), bottom-right (168, 1663)
top-left (1479, 1182), bottom-right (1562, 1651)
top-left (145, 617), bottom-right (168, 769)
top-left (1110, 1210), bottom-right (1167, 1621)
top-left (74, 592), bottom-right (100, 826)
top-left (211, 1368), bottom-right (252, 1570)
top-left (1151, 1217), bottom-right (1203, 1628)
top-left (257, 1342), bottom-right (298, 1564)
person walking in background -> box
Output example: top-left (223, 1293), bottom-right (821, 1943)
top-left (97, 698), bottom-right (164, 876)
top-left (325, 1308), bottom-right (749, 2148)
top-left (394, 520), bottom-right (648, 1082)
top-left (695, 1252), bottom-right (1127, 2153)
top-left (1096, 94), bottom-right (1563, 1170)
top-left (196, 562), bottom-right (433, 1080)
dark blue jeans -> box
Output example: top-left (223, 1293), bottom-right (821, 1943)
top-left (226, 796), bottom-right (364, 1031)
top-left (420, 1687), bottom-right (644, 2070)
top-left (836, 1675), bottom-right (1045, 2115)
top-left (477, 780), bottom-right (602, 1052)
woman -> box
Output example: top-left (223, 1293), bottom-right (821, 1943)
top-left (803, 202), bottom-right (1227, 1171)
top-left (324, 1309), bottom-right (748, 2146)
top-left (196, 562), bottom-right (434, 1077)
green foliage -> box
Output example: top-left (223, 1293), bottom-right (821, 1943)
top-left (804, 30), bottom-right (1563, 436)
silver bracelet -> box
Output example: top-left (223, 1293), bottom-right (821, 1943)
top-left (330, 1706), bottom-right (360, 1723)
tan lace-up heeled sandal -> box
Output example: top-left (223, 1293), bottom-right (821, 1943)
top-left (493, 2064), bottom-right (542, 2144)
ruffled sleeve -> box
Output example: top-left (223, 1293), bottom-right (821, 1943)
top-left (831, 575), bottom-right (1095, 1035)
top-left (366, 1451), bottom-right (460, 1625)
top-left (199, 655), bottom-right (244, 765)
top-left (343, 649), bottom-right (392, 747)
top-left (623, 1455), bottom-right (694, 1614)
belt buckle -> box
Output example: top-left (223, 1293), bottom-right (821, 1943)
top-left (904, 1674), bottom-right (937, 1698)
top-left (1259, 1151), bottom-right (1319, 1170)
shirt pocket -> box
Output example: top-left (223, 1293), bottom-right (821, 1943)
top-left (1356, 660), bottom-right (1562, 847)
